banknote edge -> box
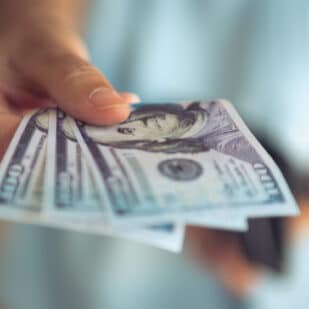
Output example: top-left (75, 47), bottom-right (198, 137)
top-left (217, 98), bottom-right (299, 215)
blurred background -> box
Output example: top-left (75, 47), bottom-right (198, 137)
top-left (0, 0), bottom-right (309, 308)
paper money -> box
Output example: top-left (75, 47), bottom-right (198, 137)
top-left (0, 109), bottom-right (184, 251)
top-left (71, 100), bottom-right (298, 226)
top-left (0, 109), bottom-right (48, 220)
top-left (44, 108), bottom-right (101, 216)
top-left (0, 99), bottom-right (299, 253)
top-left (44, 108), bottom-right (185, 251)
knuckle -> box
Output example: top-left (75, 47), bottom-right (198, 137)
top-left (59, 54), bottom-right (101, 84)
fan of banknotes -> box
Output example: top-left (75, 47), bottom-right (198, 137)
top-left (0, 99), bottom-right (299, 252)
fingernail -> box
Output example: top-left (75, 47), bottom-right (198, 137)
top-left (129, 94), bottom-right (141, 103)
top-left (89, 87), bottom-right (122, 108)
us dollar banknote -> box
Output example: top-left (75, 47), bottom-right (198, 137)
top-left (0, 99), bottom-right (299, 252)
top-left (49, 108), bottom-right (247, 231)
top-left (44, 108), bottom-right (101, 216)
top-left (44, 108), bottom-right (185, 251)
top-left (71, 100), bottom-right (298, 226)
top-left (0, 109), bottom-right (185, 251)
top-left (0, 109), bottom-right (48, 221)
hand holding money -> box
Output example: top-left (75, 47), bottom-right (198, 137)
top-left (0, 99), bottom-right (299, 253)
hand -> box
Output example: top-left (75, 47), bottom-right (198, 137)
top-left (0, 13), bottom-right (139, 130)
top-left (186, 226), bottom-right (261, 297)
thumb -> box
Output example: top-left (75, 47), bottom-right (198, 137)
top-left (11, 33), bottom-right (131, 125)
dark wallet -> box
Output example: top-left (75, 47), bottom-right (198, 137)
top-left (240, 217), bottom-right (286, 271)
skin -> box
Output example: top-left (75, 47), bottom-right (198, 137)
top-left (1, 0), bottom-right (303, 298)
top-left (0, 0), bottom-right (139, 127)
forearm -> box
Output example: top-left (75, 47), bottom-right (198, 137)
top-left (0, 0), bottom-right (88, 32)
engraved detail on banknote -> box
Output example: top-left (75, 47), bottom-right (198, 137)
top-left (71, 100), bottom-right (298, 224)
top-left (158, 158), bottom-right (203, 181)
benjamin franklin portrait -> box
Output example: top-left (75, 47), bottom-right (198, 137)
top-left (78, 101), bottom-right (260, 162)
top-left (79, 102), bottom-right (211, 153)
top-left (34, 102), bottom-right (260, 162)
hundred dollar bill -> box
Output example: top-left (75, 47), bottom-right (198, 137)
top-left (55, 219), bottom-right (185, 252)
top-left (187, 213), bottom-right (248, 231)
top-left (44, 108), bottom-right (100, 216)
top-left (44, 108), bottom-right (185, 251)
top-left (49, 108), bottom-right (247, 230)
top-left (0, 109), bottom-right (184, 251)
top-left (71, 100), bottom-right (299, 226)
top-left (0, 109), bottom-right (48, 221)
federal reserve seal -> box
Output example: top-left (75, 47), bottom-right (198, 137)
top-left (158, 159), bottom-right (203, 181)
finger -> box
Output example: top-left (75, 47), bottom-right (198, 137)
top-left (0, 95), bottom-right (21, 160)
top-left (185, 226), bottom-right (260, 296)
top-left (186, 227), bottom-right (231, 264)
top-left (11, 37), bottom-right (130, 125)
top-left (0, 81), bottom-right (55, 109)
top-left (119, 92), bottom-right (141, 104)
